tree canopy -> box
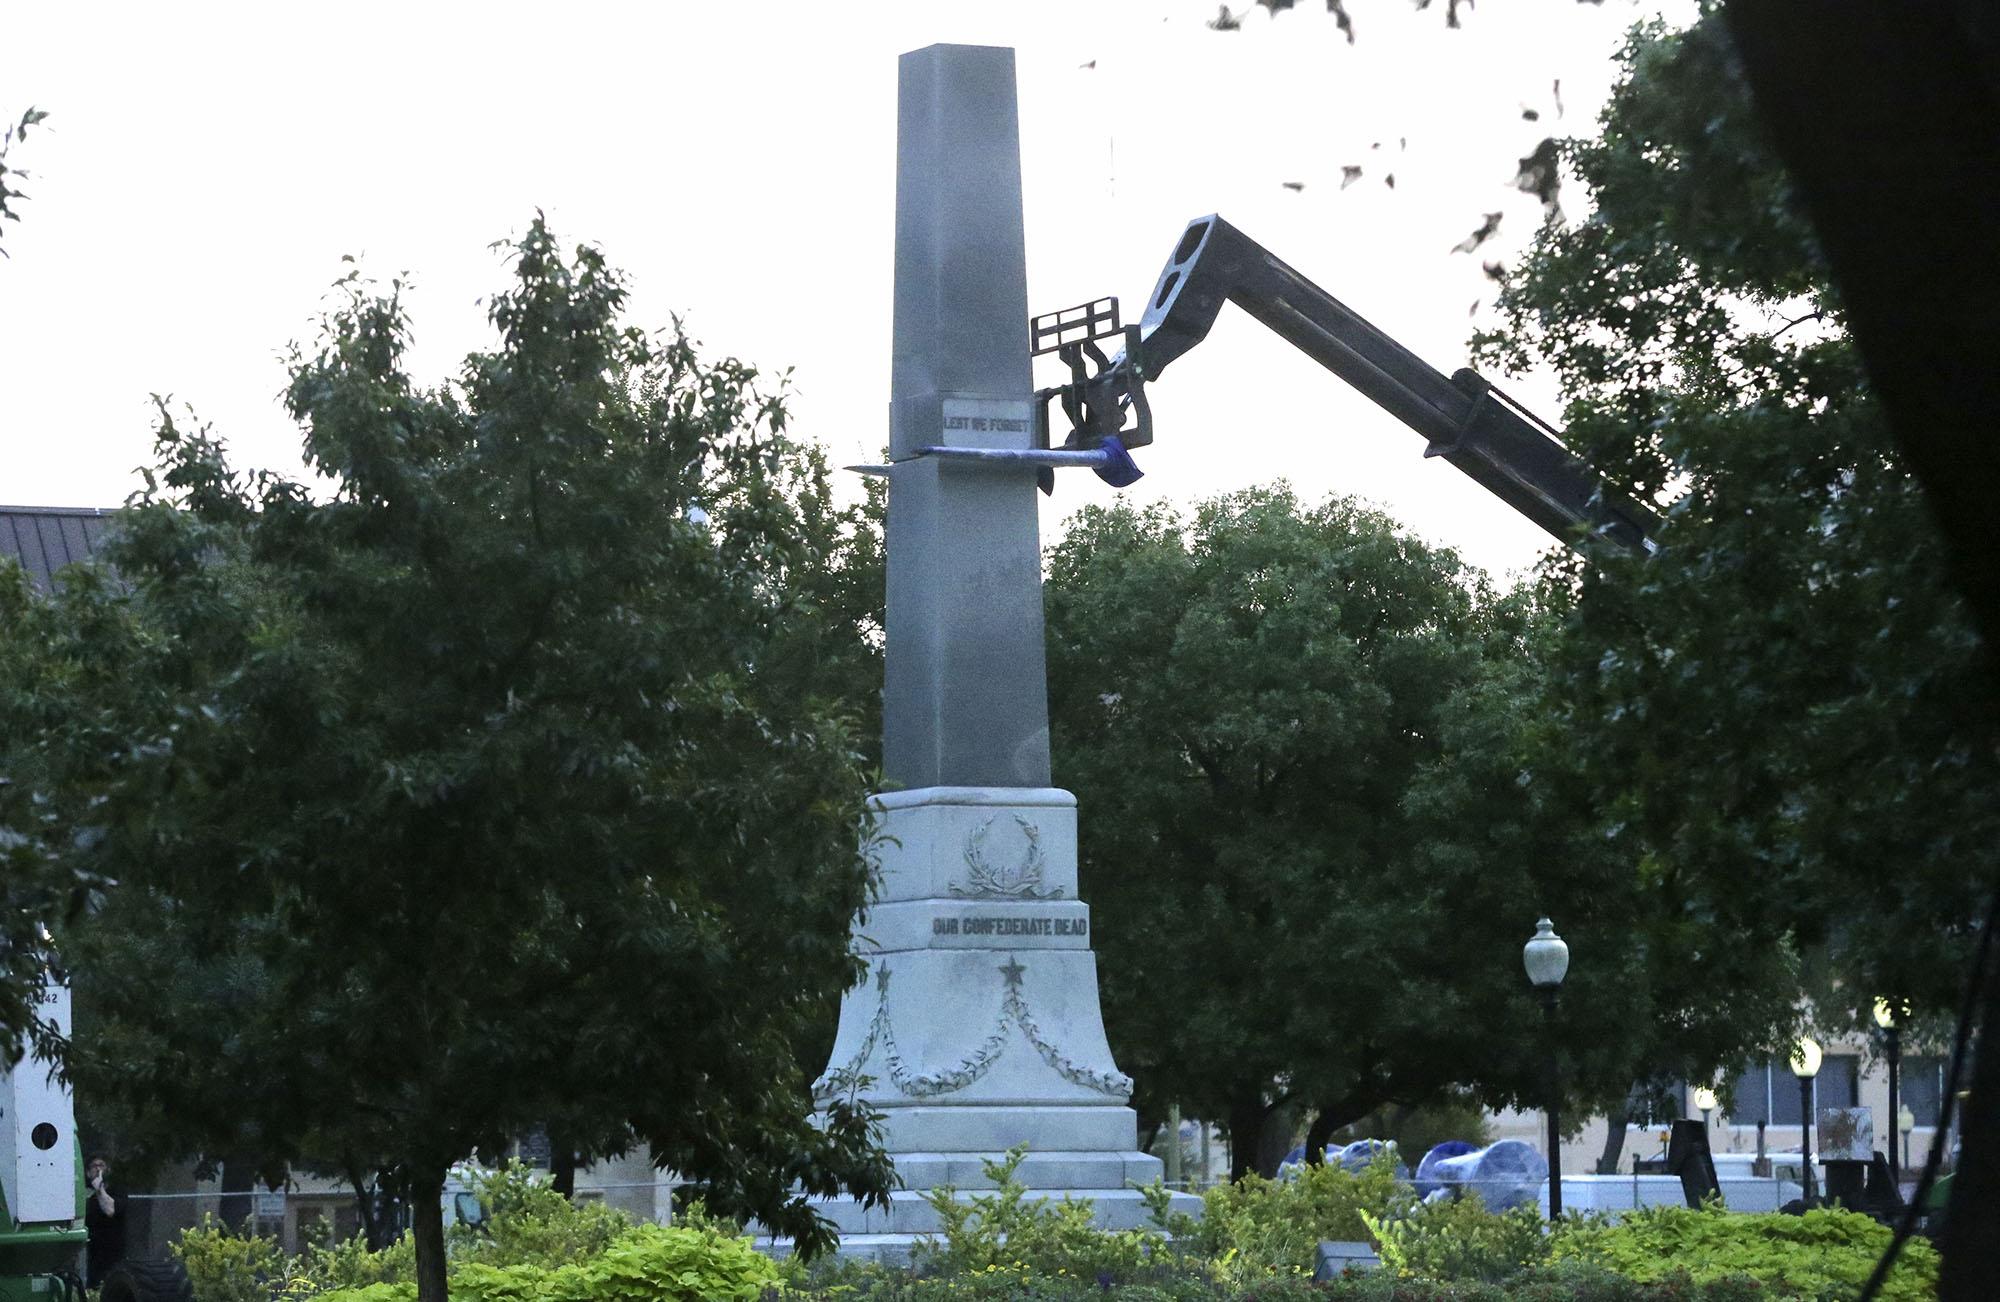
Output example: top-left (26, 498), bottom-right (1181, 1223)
top-left (1476, 15), bottom-right (1998, 1040)
top-left (4, 221), bottom-right (892, 1293)
top-left (0, 105), bottom-right (46, 259)
top-left (1045, 488), bottom-right (1548, 1175)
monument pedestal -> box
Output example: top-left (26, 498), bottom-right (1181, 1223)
top-left (770, 787), bottom-right (1199, 1260)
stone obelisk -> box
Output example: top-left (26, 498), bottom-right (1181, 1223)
top-left (805, 45), bottom-right (1196, 1255)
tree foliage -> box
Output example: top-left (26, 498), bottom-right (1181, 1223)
top-left (1046, 488), bottom-right (1567, 1174)
top-left (5, 220), bottom-right (892, 1292)
top-left (1475, 16), bottom-right (1997, 1039)
top-left (0, 554), bottom-right (122, 1064)
top-left (0, 106), bottom-right (47, 258)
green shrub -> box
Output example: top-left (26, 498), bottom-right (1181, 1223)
top-left (310, 1221), bottom-right (776, 1302)
top-left (449, 1261), bottom-right (582, 1302)
top-left (297, 1229), bottom-right (416, 1292)
top-left (173, 1216), bottom-right (288, 1302)
top-left (1315, 1264), bottom-right (1781, 1300)
top-left (456, 1162), bottom-right (633, 1269)
top-left (1553, 1203), bottom-right (1938, 1301)
top-left (1362, 1196), bottom-right (1548, 1285)
top-left (300, 1285), bottom-right (415, 1302)
top-left (1194, 1155), bottom-right (1411, 1284)
top-left (585, 1223), bottom-right (779, 1302)
top-left (909, 1146), bottom-right (1173, 1283)
top-left (173, 1207), bottom-right (420, 1302)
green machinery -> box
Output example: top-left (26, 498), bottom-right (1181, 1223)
top-left (0, 981), bottom-right (86, 1302)
top-left (1, 980), bottom-right (188, 1302)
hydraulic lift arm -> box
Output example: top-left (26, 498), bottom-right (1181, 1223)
top-left (1032, 214), bottom-right (1660, 557)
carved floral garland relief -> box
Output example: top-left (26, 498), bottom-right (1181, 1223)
top-left (813, 958), bottom-right (1132, 1103)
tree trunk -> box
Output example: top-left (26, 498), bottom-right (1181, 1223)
top-left (1596, 1095), bottom-right (1632, 1175)
top-left (217, 1153), bottom-right (254, 1232)
top-left (1255, 1098), bottom-right (1299, 1179)
top-left (410, 1167), bottom-right (448, 1302)
top-left (1303, 1109), bottom-right (1337, 1167)
top-left (1716, 9), bottom-right (2000, 1287)
top-left (1227, 1096), bottom-right (1266, 1182)
top-left (1941, 944), bottom-right (2000, 1300)
top-left (549, 1128), bottom-right (577, 1201)
top-left (346, 1160), bottom-right (392, 1256)
top-left (1302, 1099), bottom-right (1377, 1166)
top-left (346, 1164), bottom-right (382, 1250)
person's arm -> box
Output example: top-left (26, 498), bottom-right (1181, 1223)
top-left (89, 1174), bottom-right (115, 1217)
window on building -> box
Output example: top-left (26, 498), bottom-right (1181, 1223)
top-left (294, 1199), bottom-right (360, 1247)
top-left (1820, 1054), bottom-right (1861, 1109)
top-left (516, 1128), bottom-right (553, 1168)
top-left (1903, 1055), bottom-right (1947, 1127)
top-left (1730, 1056), bottom-right (1852, 1125)
top-left (1729, 1062), bottom-right (1774, 1125)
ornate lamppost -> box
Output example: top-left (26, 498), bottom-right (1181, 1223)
top-left (1790, 1036), bottom-right (1823, 1204)
top-left (1694, 1085), bottom-right (1718, 1131)
top-left (1874, 997), bottom-right (1905, 1186)
top-left (1898, 1105), bottom-right (1916, 1176)
top-left (1523, 917), bottom-right (1570, 1218)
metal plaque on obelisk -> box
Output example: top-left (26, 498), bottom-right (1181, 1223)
top-left (793, 45), bottom-right (1199, 1258)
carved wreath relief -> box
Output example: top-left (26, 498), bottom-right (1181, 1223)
top-left (952, 813), bottom-right (1063, 899)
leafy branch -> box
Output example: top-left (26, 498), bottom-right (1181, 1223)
top-left (0, 107), bottom-right (49, 257)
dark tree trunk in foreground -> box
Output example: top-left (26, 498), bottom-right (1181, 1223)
top-left (1254, 1099), bottom-right (1299, 1179)
top-left (409, 1168), bottom-right (448, 1302)
top-left (1227, 1096), bottom-right (1268, 1182)
top-left (1721, 5), bottom-right (2000, 1295)
top-left (346, 1162), bottom-right (390, 1251)
top-left (549, 1128), bottom-right (577, 1201)
top-left (1949, 970), bottom-right (2000, 1294)
top-left (217, 1153), bottom-right (253, 1231)
top-left (1596, 1096), bottom-right (1631, 1175)
top-left (1302, 1098), bottom-right (1377, 1166)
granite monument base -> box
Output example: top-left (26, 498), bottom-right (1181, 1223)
top-left (760, 787), bottom-right (1200, 1261)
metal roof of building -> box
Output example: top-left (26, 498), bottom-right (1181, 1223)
top-left (0, 505), bottom-right (117, 593)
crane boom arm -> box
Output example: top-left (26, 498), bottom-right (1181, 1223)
top-left (1116, 214), bottom-right (1659, 555)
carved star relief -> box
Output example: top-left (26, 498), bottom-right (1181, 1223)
top-left (998, 957), bottom-right (1027, 987)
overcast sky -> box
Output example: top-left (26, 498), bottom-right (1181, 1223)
top-left (3, 0), bottom-right (1677, 580)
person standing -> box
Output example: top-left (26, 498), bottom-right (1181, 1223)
top-left (84, 1154), bottom-right (126, 1287)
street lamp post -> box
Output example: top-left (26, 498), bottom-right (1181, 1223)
top-left (1874, 998), bottom-right (1905, 1186)
top-left (1790, 1036), bottom-right (1823, 1204)
top-left (1523, 917), bottom-right (1570, 1219)
top-left (1694, 1085), bottom-right (1718, 1131)
top-left (1898, 1105), bottom-right (1916, 1176)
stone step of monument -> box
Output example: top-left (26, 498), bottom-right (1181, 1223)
top-left (890, 1149), bottom-right (1162, 1191)
top-left (757, 1233), bottom-right (919, 1267)
top-left (875, 1103), bottom-right (1139, 1152)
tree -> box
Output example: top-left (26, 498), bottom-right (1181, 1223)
top-left (1712, 7), bottom-right (2000, 1288)
top-left (0, 104), bottom-right (78, 1066)
top-left (1045, 487), bottom-right (1580, 1176)
top-left (0, 570), bottom-right (113, 1065)
top-left (1475, 11), bottom-right (1998, 1100)
top-left (8, 220), bottom-right (893, 1298)
top-left (1399, 597), bottom-right (1804, 1174)
top-left (0, 105), bottom-right (47, 259)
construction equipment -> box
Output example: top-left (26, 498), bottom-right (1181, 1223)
top-left (1, 982), bottom-right (189, 1302)
top-left (1025, 214), bottom-right (1662, 558)
top-left (0, 980), bottom-right (86, 1302)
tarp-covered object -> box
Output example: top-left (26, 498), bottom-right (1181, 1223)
top-left (1419, 1139), bottom-right (1548, 1211)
